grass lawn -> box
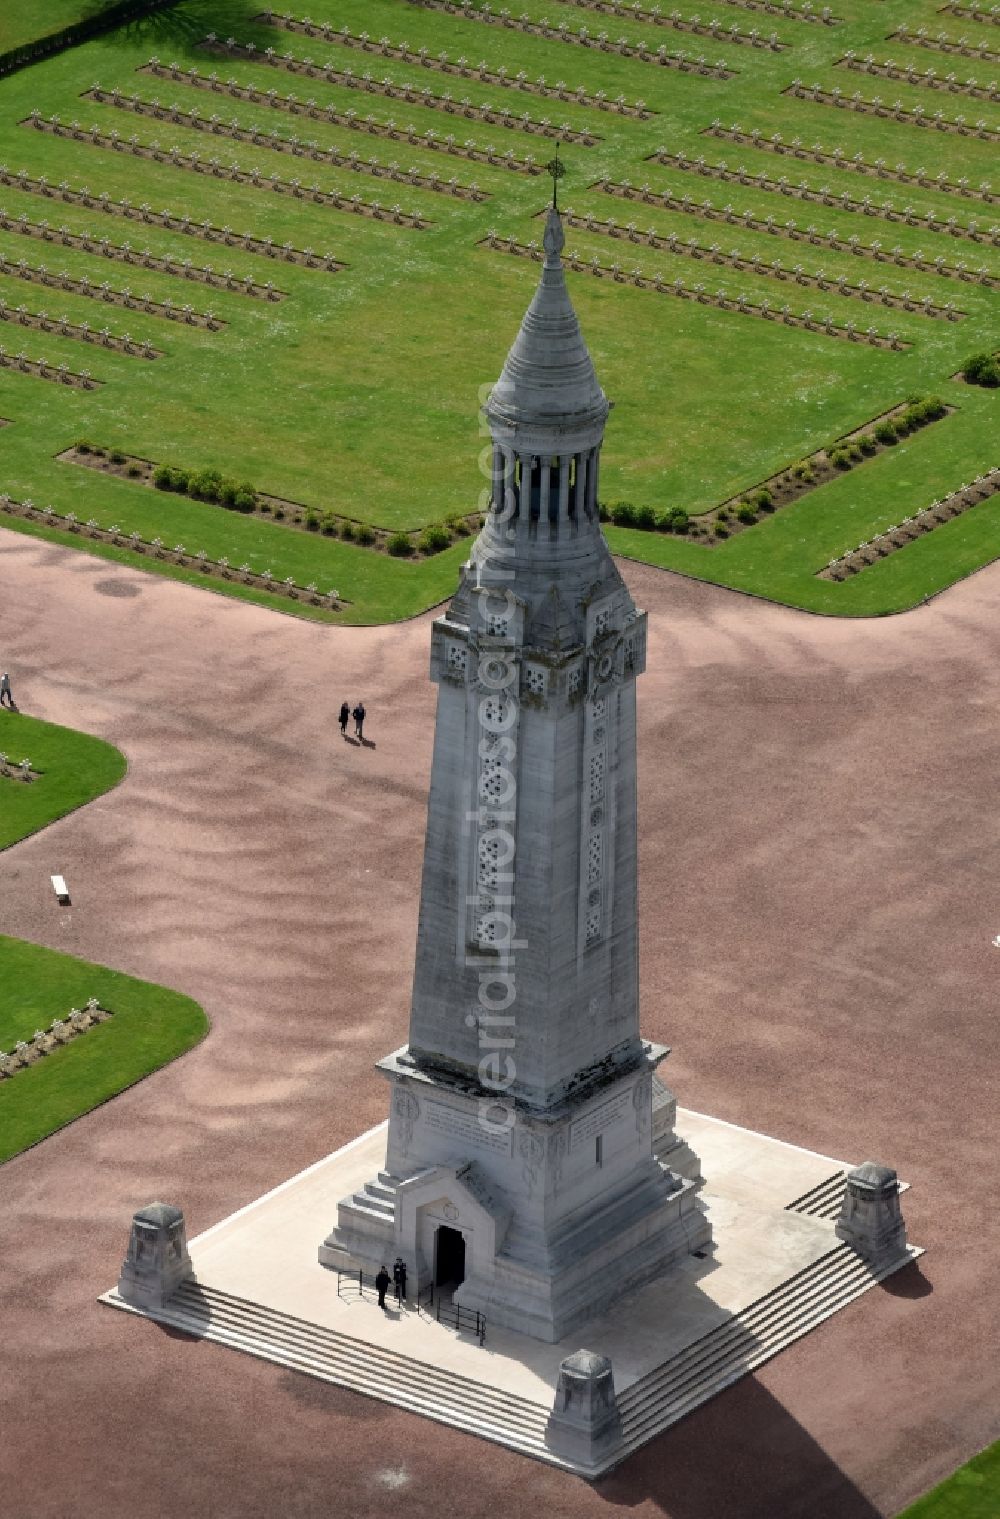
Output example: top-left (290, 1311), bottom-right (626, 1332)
top-left (0, 0), bottom-right (996, 621)
top-left (0, 709), bottom-right (127, 849)
top-left (0, 934), bottom-right (207, 1162)
top-left (899, 1442), bottom-right (1000, 1518)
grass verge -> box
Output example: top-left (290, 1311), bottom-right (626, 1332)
top-left (0, 934), bottom-right (207, 1162)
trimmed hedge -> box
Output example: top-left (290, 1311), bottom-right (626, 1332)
top-left (153, 464), bottom-right (257, 512)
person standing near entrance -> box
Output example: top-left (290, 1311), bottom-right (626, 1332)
top-left (393, 1256), bottom-right (407, 1305)
top-left (375, 1263), bottom-right (391, 1310)
top-left (0, 671), bottom-right (14, 710)
top-left (338, 700), bottom-right (350, 738)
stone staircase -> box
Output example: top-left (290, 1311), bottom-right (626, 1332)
top-left (614, 1242), bottom-right (908, 1462)
top-left (102, 1236), bottom-right (916, 1477)
top-left (107, 1278), bottom-right (554, 1459)
top-left (784, 1171), bottom-right (848, 1220)
top-left (345, 1170), bottom-right (398, 1226)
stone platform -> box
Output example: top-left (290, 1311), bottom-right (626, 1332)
top-left (100, 1111), bottom-right (921, 1477)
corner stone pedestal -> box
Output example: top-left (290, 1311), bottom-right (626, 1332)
top-left (836, 1163), bottom-right (907, 1260)
top-left (545, 1350), bottom-right (623, 1470)
top-left (118, 1203), bottom-right (193, 1310)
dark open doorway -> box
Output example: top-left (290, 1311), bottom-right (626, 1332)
top-left (435, 1225), bottom-right (466, 1288)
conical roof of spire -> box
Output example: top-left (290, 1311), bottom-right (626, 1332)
top-left (484, 209), bottom-right (609, 445)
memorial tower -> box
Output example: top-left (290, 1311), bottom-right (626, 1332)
top-left (321, 208), bottom-right (710, 1341)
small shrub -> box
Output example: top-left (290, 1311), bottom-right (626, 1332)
top-left (611, 500), bottom-right (637, 528)
top-left (259, 500), bottom-right (271, 514)
top-left (446, 514), bottom-right (470, 537)
top-left (340, 520), bottom-right (355, 541)
top-left (963, 352), bottom-right (1000, 387)
top-left (654, 510), bottom-right (674, 532)
top-left (356, 523), bottom-right (375, 546)
top-left (874, 422), bottom-right (897, 446)
top-left (233, 486), bottom-right (255, 513)
top-left (169, 468), bottom-right (189, 492)
top-left (219, 479), bottom-right (238, 506)
top-left (670, 508), bottom-right (689, 534)
top-left (717, 508), bottom-right (730, 522)
top-left (420, 524), bottom-right (450, 554)
top-left (714, 522), bottom-right (729, 539)
top-left (304, 509), bottom-right (320, 531)
top-left (188, 469), bottom-right (220, 501)
top-left (847, 443), bottom-right (862, 462)
top-left (792, 463), bottom-right (809, 479)
top-left (75, 438), bottom-right (91, 453)
top-left (109, 448), bottom-right (125, 465)
top-left (755, 488), bottom-right (773, 510)
top-left (152, 465), bottom-right (171, 490)
top-left (91, 446), bottom-right (105, 457)
top-left (830, 450), bottom-right (851, 470)
top-left (273, 506), bottom-right (284, 520)
top-left (321, 512), bottom-right (337, 535)
top-left (635, 504), bottom-right (657, 531)
top-left (598, 502), bottom-right (611, 522)
top-left (858, 433), bottom-right (877, 456)
top-left (736, 504), bottom-right (757, 524)
top-left (387, 531), bottom-right (414, 557)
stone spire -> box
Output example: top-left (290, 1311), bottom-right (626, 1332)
top-left (483, 209), bottom-right (609, 455)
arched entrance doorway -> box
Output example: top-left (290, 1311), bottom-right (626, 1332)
top-left (435, 1225), bottom-right (466, 1288)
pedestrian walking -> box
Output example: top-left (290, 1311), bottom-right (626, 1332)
top-left (375, 1263), bottom-right (391, 1310)
top-left (338, 700), bottom-right (350, 737)
top-left (0, 671), bottom-right (14, 710)
top-left (352, 700), bottom-right (366, 741)
top-left (393, 1256), bottom-right (407, 1305)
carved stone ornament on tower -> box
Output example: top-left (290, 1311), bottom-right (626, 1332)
top-left (319, 208), bottom-right (711, 1342)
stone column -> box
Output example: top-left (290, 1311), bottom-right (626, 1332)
top-left (118, 1202), bottom-right (193, 1310)
top-left (557, 454), bottom-right (570, 521)
top-left (491, 444), bottom-right (505, 515)
top-left (835, 1163), bottom-right (907, 1260)
top-left (574, 450), bottom-right (589, 519)
top-left (587, 446), bottom-right (600, 519)
top-left (539, 453), bottom-right (552, 525)
top-left (545, 1350), bottom-right (623, 1469)
top-left (500, 447), bottom-right (517, 528)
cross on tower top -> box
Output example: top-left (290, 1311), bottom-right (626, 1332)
top-left (544, 145), bottom-right (566, 210)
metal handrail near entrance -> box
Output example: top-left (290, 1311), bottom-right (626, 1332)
top-left (336, 1267), bottom-right (370, 1302)
top-left (434, 1293), bottom-right (487, 1347)
top-left (338, 1269), bottom-right (485, 1343)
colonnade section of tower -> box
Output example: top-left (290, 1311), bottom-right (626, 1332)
top-left (320, 209), bottom-right (710, 1342)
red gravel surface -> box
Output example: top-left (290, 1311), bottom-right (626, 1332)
top-left (1, 530), bottom-right (999, 1519)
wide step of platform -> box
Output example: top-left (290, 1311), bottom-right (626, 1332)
top-left (784, 1171), bottom-right (849, 1219)
top-left (102, 1236), bottom-right (916, 1477)
top-left (616, 1242), bottom-right (910, 1458)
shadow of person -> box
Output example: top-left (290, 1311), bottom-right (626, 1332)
top-left (360, 738), bottom-right (377, 750)
top-left (879, 1260), bottom-right (933, 1299)
top-left (343, 735), bottom-right (360, 747)
top-left (596, 1374), bottom-right (886, 1519)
